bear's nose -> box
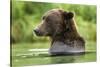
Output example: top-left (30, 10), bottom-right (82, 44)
top-left (34, 29), bottom-right (39, 34)
top-left (34, 29), bottom-right (42, 36)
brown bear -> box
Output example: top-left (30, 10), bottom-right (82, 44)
top-left (34, 9), bottom-right (85, 55)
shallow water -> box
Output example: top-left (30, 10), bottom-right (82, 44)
top-left (12, 51), bottom-right (96, 67)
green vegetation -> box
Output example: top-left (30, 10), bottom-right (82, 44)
top-left (11, 1), bottom-right (96, 67)
top-left (11, 1), bottom-right (96, 43)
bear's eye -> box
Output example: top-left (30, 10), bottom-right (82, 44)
top-left (42, 16), bottom-right (46, 20)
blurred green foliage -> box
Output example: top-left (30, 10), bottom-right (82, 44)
top-left (11, 1), bottom-right (96, 43)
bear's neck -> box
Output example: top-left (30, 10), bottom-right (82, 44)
top-left (51, 19), bottom-right (80, 44)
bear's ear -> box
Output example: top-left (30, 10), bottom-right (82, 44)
top-left (63, 11), bottom-right (74, 19)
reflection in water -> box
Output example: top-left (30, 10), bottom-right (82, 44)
top-left (50, 53), bottom-right (85, 64)
top-left (14, 51), bottom-right (96, 66)
top-left (50, 56), bottom-right (75, 63)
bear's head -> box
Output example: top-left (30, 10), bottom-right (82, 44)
top-left (34, 9), bottom-right (74, 37)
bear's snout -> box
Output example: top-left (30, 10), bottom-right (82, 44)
top-left (34, 29), bottom-right (43, 36)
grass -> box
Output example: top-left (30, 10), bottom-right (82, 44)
top-left (11, 40), bottom-right (96, 67)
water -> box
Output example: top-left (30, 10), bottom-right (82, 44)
top-left (12, 51), bottom-right (96, 67)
